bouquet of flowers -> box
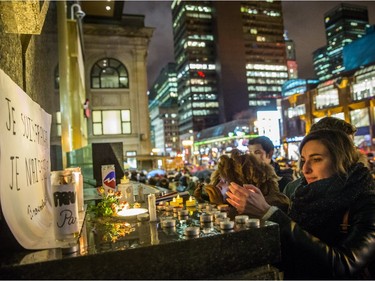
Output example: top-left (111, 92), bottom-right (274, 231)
top-left (90, 187), bottom-right (129, 217)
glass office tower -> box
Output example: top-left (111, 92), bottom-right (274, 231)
top-left (171, 0), bottom-right (288, 137)
top-left (313, 3), bottom-right (369, 81)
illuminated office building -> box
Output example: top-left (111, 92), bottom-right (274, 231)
top-left (284, 32), bottom-right (298, 79)
top-left (313, 3), bottom-right (369, 81)
top-left (148, 63), bottom-right (180, 156)
top-left (343, 25), bottom-right (375, 71)
top-left (171, 0), bottom-right (288, 138)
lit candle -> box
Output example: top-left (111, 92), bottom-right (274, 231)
top-left (185, 196), bottom-right (196, 207)
top-left (120, 176), bottom-right (129, 184)
top-left (175, 194), bottom-right (183, 204)
top-left (169, 197), bottom-right (180, 207)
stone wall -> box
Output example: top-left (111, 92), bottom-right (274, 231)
top-left (0, 2), bottom-right (58, 114)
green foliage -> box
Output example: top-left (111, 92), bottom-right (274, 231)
top-left (89, 186), bottom-right (121, 217)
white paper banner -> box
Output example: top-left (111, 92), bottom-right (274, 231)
top-left (0, 69), bottom-right (55, 249)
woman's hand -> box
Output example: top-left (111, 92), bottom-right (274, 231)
top-left (226, 182), bottom-right (271, 218)
top-left (204, 184), bottom-right (224, 205)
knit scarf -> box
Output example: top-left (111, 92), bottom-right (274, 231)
top-left (289, 163), bottom-right (374, 233)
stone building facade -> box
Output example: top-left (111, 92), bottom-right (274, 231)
top-left (83, 16), bottom-right (153, 166)
top-left (0, 2), bottom-right (154, 172)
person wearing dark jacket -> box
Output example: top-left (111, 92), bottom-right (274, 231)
top-left (248, 136), bottom-right (293, 192)
top-left (283, 116), bottom-right (367, 199)
top-left (227, 129), bottom-right (375, 279)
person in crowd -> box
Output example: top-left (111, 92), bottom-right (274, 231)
top-left (194, 149), bottom-right (290, 213)
top-left (226, 129), bottom-right (375, 279)
top-left (148, 176), bottom-right (158, 186)
top-left (138, 171), bottom-right (147, 183)
top-left (130, 170), bottom-right (138, 181)
top-left (156, 177), bottom-right (170, 189)
top-left (248, 136), bottom-right (293, 192)
top-left (176, 175), bottom-right (196, 194)
top-left (283, 116), bottom-right (365, 199)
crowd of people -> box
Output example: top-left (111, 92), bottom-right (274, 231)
top-left (126, 117), bottom-right (375, 279)
top-left (125, 167), bottom-right (209, 196)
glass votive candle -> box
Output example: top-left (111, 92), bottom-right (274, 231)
top-left (165, 205), bottom-right (174, 212)
top-left (235, 215), bottom-right (249, 224)
top-left (220, 220), bottom-right (234, 230)
top-left (161, 218), bottom-right (176, 228)
top-left (184, 226), bottom-right (200, 237)
top-left (215, 217), bottom-right (230, 226)
top-left (198, 203), bottom-right (208, 211)
top-left (246, 218), bottom-right (260, 228)
top-left (200, 213), bottom-right (213, 223)
top-left (214, 212), bottom-right (227, 220)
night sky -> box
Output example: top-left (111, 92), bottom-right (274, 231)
top-left (123, 1), bottom-right (375, 87)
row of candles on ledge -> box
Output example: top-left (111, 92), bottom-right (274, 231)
top-left (169, 195), bottom-right (196, 207)
top-left (153, 198), bottom-right (261, 237)
top-left (148, 194), bottom-right (195, 222)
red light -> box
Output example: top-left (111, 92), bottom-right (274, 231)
top-left (197, 71), bottom-right (205, 78)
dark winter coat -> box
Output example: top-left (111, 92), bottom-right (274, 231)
top-left (271, 161), bottom-right (294, 193)
top-left (269, 163), bottom-right (375, 279)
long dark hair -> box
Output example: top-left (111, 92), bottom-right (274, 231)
top-left (299, 129), bottom-right (361, 175)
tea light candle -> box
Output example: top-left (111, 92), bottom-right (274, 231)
top-left (169, 197), bottom-right (181, 207)
top-left (198, 203), bottom-right (208, 211)
top-left (161, 219), bottom-right (176, 228)
top-left (165, 205), bottom-right (174, 212)
top-left (235, 215), bottom-right (249, 224)
top-left (210, 210), bottom-right (220, 217)
top-left (200, 214), bottom-right (213, 223)
top-left (220, 220), bottom-right (234, 230)
top-left (185, 196), bottom-right (196, 207)
top-left (120, 176), bottom-right (129, 184)
top-left (215, 217), bottom-right (230, 226)
top-left (178, 209), bottom-right (189, 216)
top-left (157, 205), bottom-right (166, 211)
top-left (214, 212), bottom-right (227, 220)
top-left (246, 218), bottom-right (260, 228)
top-left (184, 226), bottom-right (200, 237)
top-left (175, 194), bottom-right (183, 204)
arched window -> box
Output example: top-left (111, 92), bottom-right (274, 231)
top-left (91, 58), bottom-right (129, 89)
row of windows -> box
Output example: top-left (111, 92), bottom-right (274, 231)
top-left (92, 110), bottom-right (131, 135)
top-left (54, 110), bottom-right (131, 137)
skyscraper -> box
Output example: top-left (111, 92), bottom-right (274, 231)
top-left (171, 0), bottom-right (288, 139)
top-left (313, 3), bottom-right (369, 81)
top-left (284, 32), bottom-right (298, 79)
top-left (148, 63), bottom-right (180, 156)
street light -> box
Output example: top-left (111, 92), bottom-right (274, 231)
top-left (70, 3), bottom-right (85, 20)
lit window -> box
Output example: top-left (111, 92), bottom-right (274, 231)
top-left (91, 58), bottom-right (129, 89)
top-left (92, 110), bottom-right (131, 135)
